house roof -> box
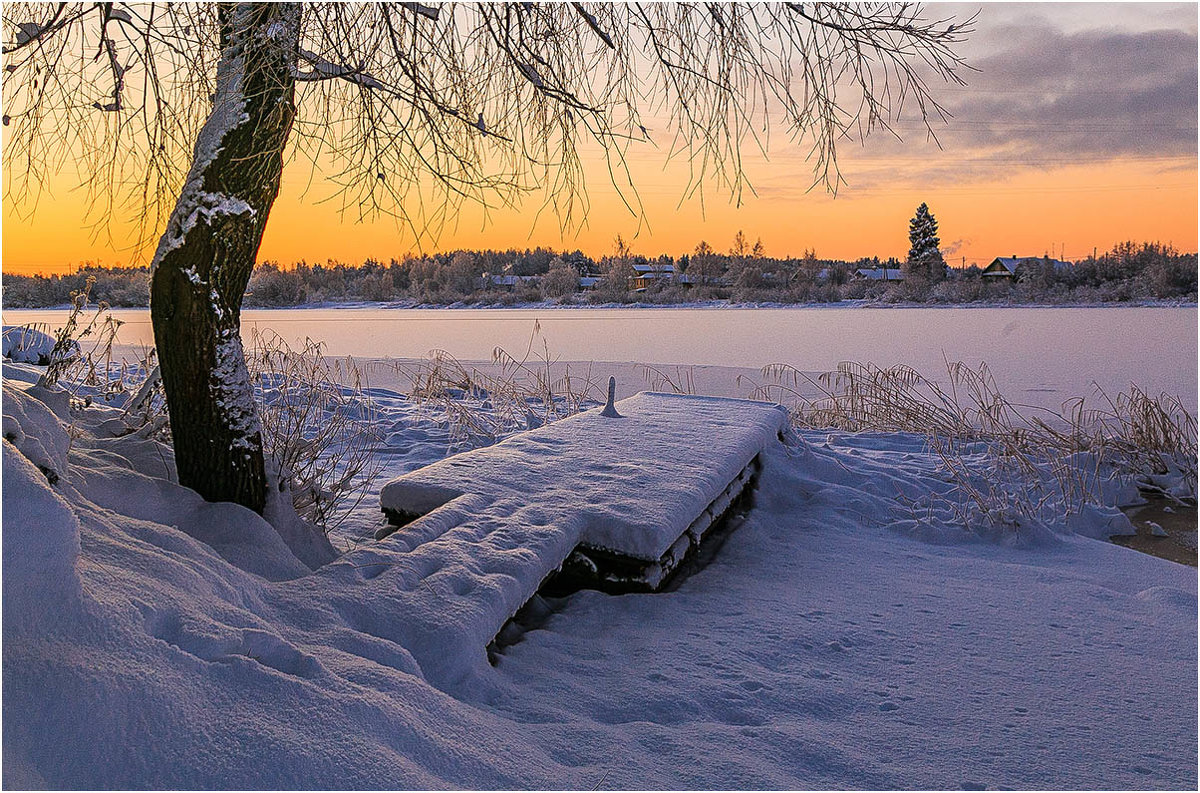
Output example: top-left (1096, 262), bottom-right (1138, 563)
top-left (632, 263), bottom-right (675, 274)
top-left (853, 268), bottom-right (904, 281)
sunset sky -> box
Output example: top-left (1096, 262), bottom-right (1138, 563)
top-left (3, 2), bottom-right (1196, 275)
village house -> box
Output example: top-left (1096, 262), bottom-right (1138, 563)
top-left (982, 255), bottom-right (1073, 280)
top-left (631, 262), bottom-right (677, 290)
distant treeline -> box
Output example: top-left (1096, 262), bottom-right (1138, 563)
top-left (4, 240), bottom-right (1195, 308)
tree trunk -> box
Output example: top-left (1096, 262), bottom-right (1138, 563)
top-left (150, 3), bottom-right (300, 512)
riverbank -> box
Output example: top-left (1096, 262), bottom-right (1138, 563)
top-left (1117, 496), bottom-right (1198, 566)
top-left (4, 297), bottom-right (1197, 312)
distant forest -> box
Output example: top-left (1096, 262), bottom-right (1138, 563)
top-left (4, 239), bottom-right (1195, 309)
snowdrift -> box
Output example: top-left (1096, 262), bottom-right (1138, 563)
top-left (2, 373), bottom-right (1195, 789)
top-left (1, 326), bottom-right (60, 366)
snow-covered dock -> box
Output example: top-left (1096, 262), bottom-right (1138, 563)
top-left (372, 392), bottom-right (788, 677)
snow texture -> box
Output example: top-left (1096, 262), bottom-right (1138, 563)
top-left (382, 392), bottom-right (789, 560)
top-left (2, 374), bottom-right (1195, 789)
top-left (2, 325), bottom-right (57, 364)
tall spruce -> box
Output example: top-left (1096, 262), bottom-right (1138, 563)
top-left (905, 202), bottom-right (946, 282)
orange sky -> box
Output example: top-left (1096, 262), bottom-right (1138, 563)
top-left (4, 147), bottom-right (1194, 275)
top-left (3, 3), bottom-right (1197, 275)
top-left (257, 149), bottom-right (1192, 267)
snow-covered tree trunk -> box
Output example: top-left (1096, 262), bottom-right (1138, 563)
top-left (149, 3), bottom-right (300, 513)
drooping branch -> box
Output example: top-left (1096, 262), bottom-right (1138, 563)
top-left (4, 2), bottom-right (973, 254)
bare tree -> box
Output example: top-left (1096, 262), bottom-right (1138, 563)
top-left (541, 257), bottom-right (580, 299)
top-left (690, 240), bottom-right (721, 290)
top-left (3, 2), bottom-right (972, 514)
top-left (598, 234), bottom-right (635, 298)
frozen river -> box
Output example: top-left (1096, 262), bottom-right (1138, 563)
top-left (4, 305), bottom-right (1195, 410)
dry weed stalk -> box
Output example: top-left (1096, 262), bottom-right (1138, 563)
top-left (35, 277), bottom-right (124, 391)
top-left (248, 330), bottom-right (384, 535)
top-left (387, 324), bottom-right (606, 447)
top-left (638, 363), bottom-right (697, 395)
top-left (1085, 385), bottom-right (1198, 497)
top-left (747, 359), bottom-right (1197, 533)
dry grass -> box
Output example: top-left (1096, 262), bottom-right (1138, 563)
top-left (248, 330), bottom-right (384, 535)
top-left (745, 359), bottom-right (1197, 532)
top-left (383, 323), bottom-right (606, 447)
top-left (637, 363), bottom-right (697, 395)
top-left (1085, 385), bottom-right (1198, 497)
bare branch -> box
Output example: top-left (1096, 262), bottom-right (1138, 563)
top-left (4, 1), bottom-right (972, 256)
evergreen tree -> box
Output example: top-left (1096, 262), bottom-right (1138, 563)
top-left (905, 202), bottom-right (946, 282)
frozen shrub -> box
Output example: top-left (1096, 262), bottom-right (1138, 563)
top-left (248, 331), bottom-right (384, 534)
top-left (540, 258), bottom-right (579, 299)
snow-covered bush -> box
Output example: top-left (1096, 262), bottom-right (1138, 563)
top-left (2, 325), bottom-right (58, 364)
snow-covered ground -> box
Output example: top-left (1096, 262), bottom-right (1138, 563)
top-left (3, 356), bottom-right (1196, 789)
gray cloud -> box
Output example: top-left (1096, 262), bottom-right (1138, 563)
top-left (820, 14), bottom-right (1198, 192)
top-left (947, 25), bottom-right (1197, 158)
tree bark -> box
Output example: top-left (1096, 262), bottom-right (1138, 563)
top-left (150, 3), bottom-right (300, 512)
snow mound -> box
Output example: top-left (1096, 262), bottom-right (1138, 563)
top-left (3, 367), bottom-right (1194, 788)
top-left (2, 441), bottom-right (83, 633)
top-left (2, 325), bottom-right (59, 364)
top-left (68, 447), bottom-right (315, 581)
top-left (1, 359), bottom-right (45, 385)
top-left (1065, 502), bottom-right (1137, 540)
top-left (3, 382), bottom-right (71, 484)
top-left (1135, 585), bottom-right (1196, 611)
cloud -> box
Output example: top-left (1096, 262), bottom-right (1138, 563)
top-left (822, 17), bottom-right (1198, 191)
top-left (947, 26), bottom-right (1197, 158)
